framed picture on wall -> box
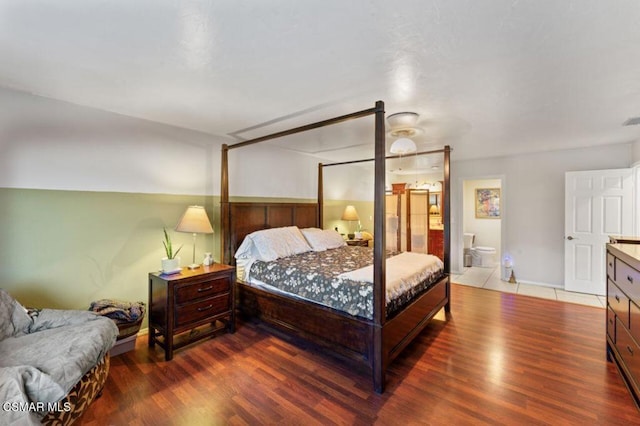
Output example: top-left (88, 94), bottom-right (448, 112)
top-left (475, 188), bottom-right (500, 219)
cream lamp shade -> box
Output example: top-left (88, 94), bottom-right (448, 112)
top-left (175, 206), bottom-right (214, 234)
top-left (341, 205), bottom-right (360, 221)
top-left (175, 205), bottom-right (214, 269)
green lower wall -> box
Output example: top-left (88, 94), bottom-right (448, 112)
top-left (322, 200), bottom-right (375, 236)
top-left (0, 188), bottom-right (373, 324)
top-left (0, 188), bottom-right (217, 314)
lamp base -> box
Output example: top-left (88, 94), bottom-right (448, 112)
top-left (187, 263), bottom-right (201, 270)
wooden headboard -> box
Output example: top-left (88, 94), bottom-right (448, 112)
top-left (223, 202), bottom-right (319, 265)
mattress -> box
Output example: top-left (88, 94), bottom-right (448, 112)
top-left (244, 246), bottom-right (444, 320)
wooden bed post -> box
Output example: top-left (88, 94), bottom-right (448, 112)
top-left (221, 144), bottom-right (230, 264)
top-left (318, 163), bottom-right (323, 228)
top-left (443, 145), bottom-right (451, 312)
top-left (406, 188), bottom-right (412, 252)
top-left (373, 100), bottom-right (386, 393)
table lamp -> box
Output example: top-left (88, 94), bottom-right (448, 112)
top-left (341, 205), bottom-right (359, 239)
top-left (175, 205), bottom-right (214, 269)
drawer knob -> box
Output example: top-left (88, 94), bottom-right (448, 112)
top-left (197, 286), bottom-right (213, 293)
top-left (197, 304), bottom-right (213, 312)
top-left (609, 262), bottom-right (613, 268)
top-left (628, 346), bottom-right (634, 356)
top-left (615, 295), bottom-right (620, 303)
top-left (628, 276), bottom-right (634, 284)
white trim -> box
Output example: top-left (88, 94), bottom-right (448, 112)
top-left (516, 279), bottom-right (562, 289)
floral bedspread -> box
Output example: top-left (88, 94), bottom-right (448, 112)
top-left (248, 246), bottom-right (443, 320)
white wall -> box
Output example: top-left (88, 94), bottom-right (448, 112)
top-left (451, 143), bottom-right (633, 287)
top-left (463, 179), bottom-right (501, 260)
top-left (1, 86), bottom-right (373, 206)
top-left (633, 140), bottom-right (640, 164)
top-left (0, 86), bottom-right (357, 200)
top-left (633, 140), bottom-right (640, 235)
top-left (0, 87), bottom-right (226, 194)
top-left (227, 144), bottom-right (369, 200)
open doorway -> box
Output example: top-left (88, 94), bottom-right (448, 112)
top-left (461, 178), bottom-right (502, 278)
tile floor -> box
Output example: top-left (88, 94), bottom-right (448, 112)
top-left (451, 266), bottom-right (606, 308)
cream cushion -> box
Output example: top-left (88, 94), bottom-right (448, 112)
top-left (235, 226), bottom-right (312, 261)
top-left (301, 228), bottom-right (347, 251)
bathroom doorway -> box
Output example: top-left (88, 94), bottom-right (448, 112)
top-left (462, 178), bottom-right (502, 274)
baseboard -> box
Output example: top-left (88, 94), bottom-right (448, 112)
top-left (516, 279), bottom-right (562, 289)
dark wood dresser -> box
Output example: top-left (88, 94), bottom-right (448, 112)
top-left (149, 263), bottom-right (235, 360)
top-left (606, 242), bottom-right (640, 407)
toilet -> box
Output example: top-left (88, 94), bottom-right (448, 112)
top-left (471, 246), bottom-right (497, 268)
top-left (464, 232), bottom-right (497, 268)
top-left (463, 233), bottom-right (475, 267)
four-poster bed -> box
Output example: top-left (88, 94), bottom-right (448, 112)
top-left (220, 101), bottom-right (451, 393)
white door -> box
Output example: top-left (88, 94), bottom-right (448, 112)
top-left (565, 169), bottom-right (633, 295)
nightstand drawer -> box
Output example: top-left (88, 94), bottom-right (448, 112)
top-left (608, 279), bottom-right (630, 328)
top-left (175, 294), bottom-right (230, 327)
top-left (176, 277), bottom-right (230, 304)
top-left (616, 258), bottom-right (640, 301)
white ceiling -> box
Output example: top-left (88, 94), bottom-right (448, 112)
top-left (2, 0), bottom-right (640, 163)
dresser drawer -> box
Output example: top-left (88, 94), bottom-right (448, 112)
top-left (631, 301), bottom-right (640, 344)
top-left (607, 307), bottom-right (616, 342)
top-left (175, 294), bottom-right (230, 328)
top-left (607, 252), bottom-right (615, 280)
top-left (615, 257), bottom-right (640, 301)
top-left (608, 279), bottom-right (630, 328)
top-left (175, 277), bottom-right (230, 304)
top-left (616, 317), bottom-right (640, 391)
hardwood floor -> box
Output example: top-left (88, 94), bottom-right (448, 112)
top-left (80, 284), bottom-right (639, 425)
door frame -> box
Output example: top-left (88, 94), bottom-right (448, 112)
top-left (452, 174), bottom-right (506, 275)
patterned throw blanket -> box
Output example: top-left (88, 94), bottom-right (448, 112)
top-left (89, 299), bottom-right (145, 324)
top-left (248, 246), bottom-right (443, 320)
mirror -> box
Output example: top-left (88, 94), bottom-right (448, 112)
top-left (429, 192), bottom-right (441, 216)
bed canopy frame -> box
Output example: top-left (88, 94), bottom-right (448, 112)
top-left (220, 100), bottom-right (451, 392)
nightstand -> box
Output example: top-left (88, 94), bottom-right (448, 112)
top-left (346, 239), bottom-right (369, 247)
top-left (148, 263), bottom-right (235, 361)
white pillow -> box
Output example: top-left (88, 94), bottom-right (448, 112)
top-left (301, 228), bottom-right (346, 251)
top-left (234, 226), bottom-right (311, 261)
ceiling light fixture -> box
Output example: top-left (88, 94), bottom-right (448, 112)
top-left (388, 112), bottom-right (419, 155)
top-left (387, 112), bottom-right (419, 131)
top-left (390, 137), bottom-right (417, 154)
